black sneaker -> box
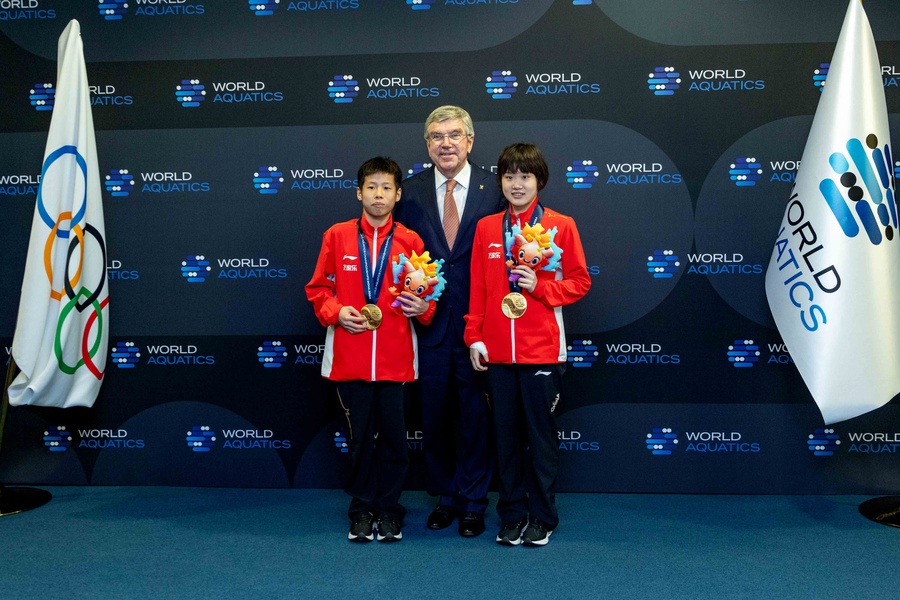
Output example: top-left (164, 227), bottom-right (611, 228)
top-left (496, 520), bottom-right (527, 546)
top-left (348, 512), bottom-right (375, 542)
top-left (522, 522), bottom-right (553, 546)
top-left (376, 516), bottom-right (403, 542)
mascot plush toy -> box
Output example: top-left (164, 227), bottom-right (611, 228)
top-left (505, 222), bottom-right (562, 283)
top-left (389, 250), bottom-right (447, 309)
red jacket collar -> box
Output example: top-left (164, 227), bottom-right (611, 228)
top-left (359, 213), bottom-right (393, 237)
top-left (510, 197), bottom-right (539, 227)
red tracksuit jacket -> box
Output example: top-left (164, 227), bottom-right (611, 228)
top-left (464, 203), bottom-right (591, 364)
top-left (306, 214), bottom-right (435, 382)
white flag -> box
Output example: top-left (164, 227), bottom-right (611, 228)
top-left (765, 1), bottom-right (900, 425)
top-left (8, 20), bottom-right (109, 408)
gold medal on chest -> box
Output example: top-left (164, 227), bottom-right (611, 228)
top-left (501, 292), bottom-right (527, 319)
top-left (360, 304), bottom-right (383, 330)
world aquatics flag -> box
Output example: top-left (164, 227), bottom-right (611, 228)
top-left (8, 20), bottom-right (109, 408)
top-left (765, 1), bottom-right (900, 425)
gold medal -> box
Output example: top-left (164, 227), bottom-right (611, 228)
top-left (360, 304), bottom-right (383, 330)
top-left (501, 292), bottom-right (527, 319)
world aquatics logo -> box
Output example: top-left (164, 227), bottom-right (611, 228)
top-left (105, 169), bottom-right (134, 196)
top-left (98, 0), bottom-right (128, 20)
top-left (647, 66), bottom-right (680, 96)
top-left (485, 70), bottom-right (518, 100)
top-left (0, 173), bottom-right (40, 197)
top-left (334, 428), bottom-right (349, 453)
top-left (646, 250), bottom-right (679, 278)
top-left (258, 341), bottom-right (288, 367)
top-left (250, 1), bottom-right (280, 15)
top-left (566, 339), bottom-right (598, 367)
top-left (328, 75), bottom-right (358, 103)
top-left (407, 162), bottom-right (432, 178)
top-left (126, 0), bottom-right (205, 17)
top-left (817, 64), bottom-right (899, 92)
top-left (182, 255), bottom-right (212, 282)
top-left (821, 134), bottom-right (897, 245)
top-left (813, 63), bottom-right (829, 92)
top-left (727, 339), bottom-right (760, 368)
top-left (30, 83), bottom-right (55, 111)
top-left (730, 157), bottom-right (763, 186)
top-left (407, 0), bottom-right (435, 9)
top-left (1, 1), bottom-right (57, 20)
top-left (566, 160), bottom-right (599, 189)
top-left (111, 341), bottom-right (140, 368)
top-left (254, 166), bottom-right (283, 194)
top-left (807, 428), bottom-right (840, 457)
top-left (187, 426), bottom-right (216, 452)
top-left (44, 426), bottom-right (72, 452)
top-left (646, 427), bottom-right (678, 455)
top-left (175, 80), bottom-right (206, 107)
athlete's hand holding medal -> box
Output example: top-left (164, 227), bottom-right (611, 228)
top-left (338, 305), bottom-right (372, 334)
top-left (342, 224), bottom-right (445, 333)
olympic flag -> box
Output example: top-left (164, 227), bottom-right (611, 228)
top-left (8, 20), bottom-right (109, 408)
top-left (765, 1), bottom-right (900, 425)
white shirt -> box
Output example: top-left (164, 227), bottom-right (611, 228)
top-left (434, 162), bottom-right (471, 223)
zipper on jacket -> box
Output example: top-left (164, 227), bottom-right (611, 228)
top-left (510, 319), bottom-right (516, 364)
top-left (371, 329), bottom-right (377, 381)
top-left (371, 225), bottom-right (379, 381)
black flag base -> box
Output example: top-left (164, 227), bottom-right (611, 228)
top-left (858, 497), bottom-right (900, 528)
top-left (0, 486), bottom-right (52, 517)
top-left (0, 361), bottom-right (52, 516)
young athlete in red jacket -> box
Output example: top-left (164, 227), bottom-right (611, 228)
top-left (465, 143), bottom-right (591, 547)
top-left (306, 157), bottom-right (435, 543)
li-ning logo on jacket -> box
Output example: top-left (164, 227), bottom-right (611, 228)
top-left (488, 243), bottom-right (503, 260)
top-left (343, 254), bottom-right (358, 271)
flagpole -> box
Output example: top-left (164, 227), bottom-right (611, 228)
top-left (0, 358), bottom-right (52, 516)
top-left (761, 0), bottom-right (900, 524)
top-left (852, 0), bottom-right (900, 528)
top-left (849, 0), bottom-right (900, 529)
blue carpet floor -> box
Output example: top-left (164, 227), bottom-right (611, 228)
top-left (2, 487), bottom-right (898, 599)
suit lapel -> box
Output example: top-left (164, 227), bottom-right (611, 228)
top-left (422, 167), bottom-right (450, 253)
top-left (426, 162), bottom-right (493, 257)
top-left (458, 164), bottom-right (489, 246)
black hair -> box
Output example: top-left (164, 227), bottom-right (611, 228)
top-left (496, 143), bottom-right (549, 191)
top-left (357, 156), bottom-right (402, 189)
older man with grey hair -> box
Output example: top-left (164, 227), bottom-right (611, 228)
top-left (394, 105), bottom-right (506, 538)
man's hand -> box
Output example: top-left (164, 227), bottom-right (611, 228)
top-left (469, 342), bottom-right (489, 372)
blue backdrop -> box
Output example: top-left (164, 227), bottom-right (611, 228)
top-left (2, 0), bottom-right (900, 494)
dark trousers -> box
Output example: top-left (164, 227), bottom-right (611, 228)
top-left (336, 381), bottom-right (409, 522)
top-left (419, 333), bottom-right (492, 514)
top-left (486, 363), bottom-right (564, 530)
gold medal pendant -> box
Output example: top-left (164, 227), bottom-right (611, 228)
top-left (360, 304), bottom-right (383, 330)
top-left (501, 292), bottom-right (527, 319)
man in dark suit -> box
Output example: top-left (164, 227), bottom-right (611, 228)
top-left (394, 106), bottom-right (505, 538)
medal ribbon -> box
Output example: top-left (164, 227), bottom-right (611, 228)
top-left (503, 201), bottom-right (544, 293)
top-left (357, 221), bottom-right (395, 305)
